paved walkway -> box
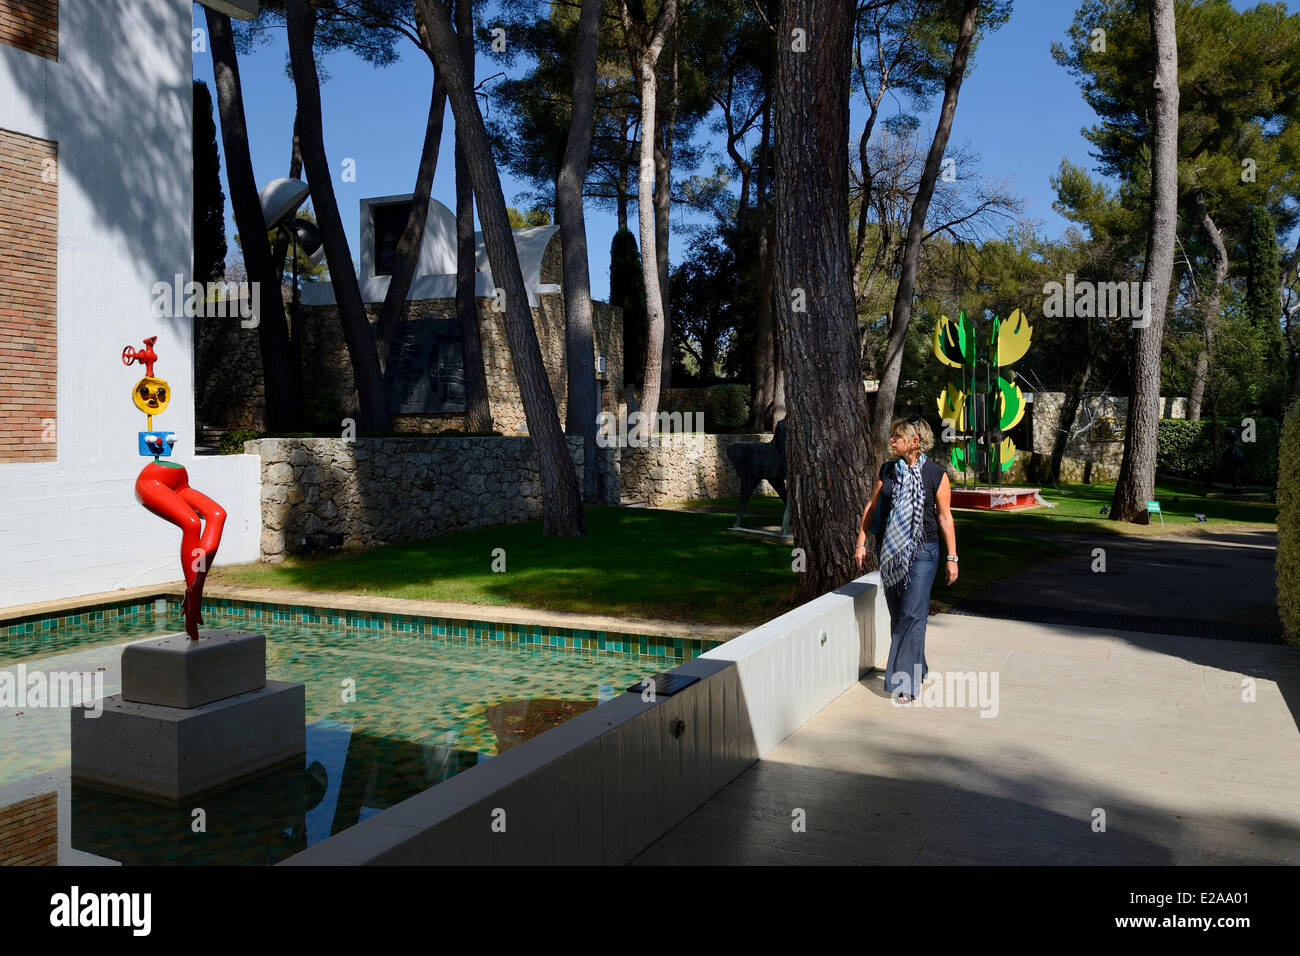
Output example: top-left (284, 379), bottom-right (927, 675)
top-left (951, 530), bottom-right (1282, 641)
top-left (634, 612), bottom-right (1300, 865)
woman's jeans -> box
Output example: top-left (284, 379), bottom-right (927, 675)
top-left (882, 540), bottom-right (940, 698)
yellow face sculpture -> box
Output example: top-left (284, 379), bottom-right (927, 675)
top-left (133, 376), bottom-right (170, 415)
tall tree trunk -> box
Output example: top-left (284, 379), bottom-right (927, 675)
top-left (286, 0), bottom-right (388, 432)
top-left (1049, 346), bottom-right (1094, 486)
top-left (750, 92), bottom-right (774, 429)
top-left (1187, 197), bottom-right (1228, 423)
top-left (1284, 235), bottom-right (1300, 401)
top-left (559, 0), bottom-right (602, 502)
top-left (206, 9), bottom-right (304, 432)
top-left (373, 78), bottom-right (448, 374)
top-left (453, 0), bottom-right (493, 432)
top-left (1111, 0), bottom-right (1179, 523)
top-left (616, 115), bottom-right (631, 232)
top-left (271, 112), bottom-right (302, 293)
top-left (775, 0), bottom-right (878, 601)
top-left (654, 24), bottom-right (678, 393)
top-left (415, 0), bottom-right (585, 536)
top-left (620, 0), bottom-right (677, 443)
top-left (1187, 348), bottom-right (1208, 421)
top-left (871, 0), bottom-right (980, 458)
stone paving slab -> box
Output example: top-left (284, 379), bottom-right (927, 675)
top-left (633, 612), bottom-right (1300, 865)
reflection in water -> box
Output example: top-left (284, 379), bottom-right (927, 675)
top-left (70, 722), bottom-right (488, 865)
top-left (486, 698), bottom-right (597, 752)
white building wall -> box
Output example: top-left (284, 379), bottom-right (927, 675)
top-left (0, 0), bottom-right (260, 610)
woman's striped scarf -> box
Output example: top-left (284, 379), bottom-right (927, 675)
top-left (879, 453), bottom-right (927, 589)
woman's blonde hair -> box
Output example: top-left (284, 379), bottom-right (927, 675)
top-left (890, 416), bottom-right (934, 453)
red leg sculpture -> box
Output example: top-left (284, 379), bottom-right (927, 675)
top-left (135, 461), bottom-right (227, 639)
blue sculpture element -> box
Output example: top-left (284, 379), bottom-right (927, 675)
top-left (138, 432), bottom-right (177, 457)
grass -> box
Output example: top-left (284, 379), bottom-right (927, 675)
top-left (669, 494), bottom-right (1071, 612)
top-left (671, 479), bottom-right (1277, 610)
top-left (212, 481), bottom-right (1275, 630)
top-left (211, 506), bottom-right (802, 629)
top-left (951, 479), bottom-right (1277, 537)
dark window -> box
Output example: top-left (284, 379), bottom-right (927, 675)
top-left (373, 201), bottom-right (414, 276)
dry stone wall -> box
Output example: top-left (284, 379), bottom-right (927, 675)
top-left (251, 435), bottom-right (619, 560)
top-left (620, 433), bottom-right (779, 506)
top-left (196, 233), bottom-right (623, 436)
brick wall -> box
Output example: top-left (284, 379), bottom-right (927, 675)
top-left (0, 129), bottom-right (58, 462)
top-left (0, 0), bottom-right (58, 60)
top-left (0, 792), bottom-right (58, 865)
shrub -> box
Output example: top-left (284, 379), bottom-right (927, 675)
top-left (1277, 400), bottom-right (1300, 648)
top-left (1156, 416), bottom-right (1279, 485)
top-left (1156, 419), bottom-right (1213, 478)
top-left (705, 384), bottom-right (750, 430)
top-left (218, 428), bottom-right (262, 455)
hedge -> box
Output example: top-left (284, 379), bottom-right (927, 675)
top-left (1278, 400), bottom-right (1300, 648)
top-left (704, 384), bottom-right (750, 430)
top-left (1155, 416), bottom-right (1279, 485)
top-left (657, 384), bottom-right (750, 431)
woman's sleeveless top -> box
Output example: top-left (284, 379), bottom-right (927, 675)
top-left (877, 457), bottom-right (944, 543)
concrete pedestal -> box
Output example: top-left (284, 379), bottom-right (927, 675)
top-left (122, 630), bottom-right (266, 708)
top-left (70, 630), bottom-right (305, 806)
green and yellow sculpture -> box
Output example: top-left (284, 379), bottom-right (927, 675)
top-left (933, 308), bottom-right (1032, 481)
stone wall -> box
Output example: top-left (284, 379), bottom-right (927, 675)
top-left (251, 435), bottom-right (619, 560)
top-left (620, 433), bottom-right (778, 506)
top-left (1025, 391), bottom-right (1187, 474)
top-left (196, 233), bottom-right (624, 436)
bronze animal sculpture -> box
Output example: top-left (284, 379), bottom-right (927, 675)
top-left (727, 420), bottom-right (787, 528)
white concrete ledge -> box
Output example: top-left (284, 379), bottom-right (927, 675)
top-left (281, 573), bottom-right (885, 865)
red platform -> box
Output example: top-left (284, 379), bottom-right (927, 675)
top-left (949, 486), bottom-right (1043, 510)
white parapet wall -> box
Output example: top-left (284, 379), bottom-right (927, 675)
top-left (0, 453), bottom-right (262, 610)
top-left (281, 572), bottom-right (889, 865)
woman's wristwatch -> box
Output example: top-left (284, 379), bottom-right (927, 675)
top-left (946, 555), bottom-right (959, 563)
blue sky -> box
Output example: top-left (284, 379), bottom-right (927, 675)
top-left (191, 0), bottom-right (1285, 302)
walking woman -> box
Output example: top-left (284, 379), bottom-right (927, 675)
top-left (855, 417), bottom-right (958, 703)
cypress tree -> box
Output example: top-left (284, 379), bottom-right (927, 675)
top-left (193, 80), bottom-right (227, 283)
top-left (610, 228), bottom-right (647, 387)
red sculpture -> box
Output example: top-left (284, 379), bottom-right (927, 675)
top-left (124, 337), bottom-right (226, 639)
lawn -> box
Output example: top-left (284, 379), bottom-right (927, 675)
top-left (950, 479), bottom-right (1277, 536)
top-left (211, 482), bottom-right (1274, 630)
top-left (672, 479), bottom-right (1277, 610)
top-left (669, 493), bottom-right (1071, 612)
top-left (213, 491), bottom-right (1099, 625)
top-left (675, 478), bottom-right (1277, 537)
top-left (212, 506), bottom-right (803, 629)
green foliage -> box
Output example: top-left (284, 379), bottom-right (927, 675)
top-left (506, 206), bottom-right (553, 228)
top-left (610, 228), bottom-right (647, 385)
top-left (218, 429), bottom-right (262, 455)
top-left (1156, 417), bottom-right (1279, 485)
top-left (704, 384), bottom-right (750, 430)
top-left (303, 387), bottom-right (343, 433)
top-left (1243, 204), bottom-right (1288, 405)
top-left (1278, 400), bottom-right (1300, 647)
top-left (671, 227), bottom-right (747, 383)
top-left (192, 80), bottom-right (226, 284)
